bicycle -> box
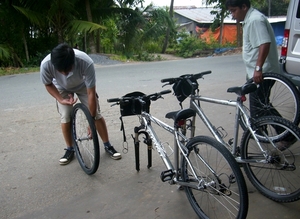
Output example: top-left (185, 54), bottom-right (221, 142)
top-left (161, 71), bottom-right (300, 203)
top-left (71, 103), bottom-right (100, 175)
top-left (107, 90), bottom-right (249, 219)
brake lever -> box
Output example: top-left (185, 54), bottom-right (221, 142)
top-left (162, 83), bottom-right (169, 88)
top-left (110, 102), bottom-right (119, 107)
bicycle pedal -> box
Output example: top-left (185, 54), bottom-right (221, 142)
top-left (160, 169), bottom-right (174, 182)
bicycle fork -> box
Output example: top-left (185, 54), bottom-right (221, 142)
top-left (133, 123), bottom-right (175, 174)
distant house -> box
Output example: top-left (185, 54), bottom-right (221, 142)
top-left (174, 7), bottom-right (234, 33)
top-left (173, 7), bottom-right (286, 45)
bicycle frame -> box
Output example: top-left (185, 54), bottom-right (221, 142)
top-left (134, 111), bottom-right (214, 189)
top-left (188, 93), bottom-right (266, 163)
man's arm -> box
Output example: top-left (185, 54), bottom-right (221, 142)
top-left (45, 83), bottom-right (77, 105)
top-left (87, 86), bottom-right (97, 117)
top-left (253, 43), bottom-right (270, 84)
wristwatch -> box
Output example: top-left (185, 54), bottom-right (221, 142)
top-left (255, 66), bottom-right (262, 72)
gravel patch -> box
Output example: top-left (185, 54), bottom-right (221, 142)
top-left (88, 54), bottom-right (124, 65)
top-left (88, 48), bottom-right (243, 66)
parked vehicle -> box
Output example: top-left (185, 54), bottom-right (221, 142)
top-left (280, 0), bottom-right (300, 88)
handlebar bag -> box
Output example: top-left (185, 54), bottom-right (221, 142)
top-left (120, 91), bottom-right (150, 116)
top-left (172, 76), bottom-right (198, 103)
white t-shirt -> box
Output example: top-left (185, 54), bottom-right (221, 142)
top-left (242, 7), bottom-right (280, 79)
top-left (40, 49), bottom-right (96, 92)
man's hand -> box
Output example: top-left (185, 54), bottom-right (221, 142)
top-left (60, 94), bottom-right (78, 105)
top-left (253, 71), bottom-right (263, 84)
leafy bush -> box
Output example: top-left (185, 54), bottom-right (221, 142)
top-left (136, 52), bottom-right (163, 61)
top-left (175, 34), bottom-right (210, 58)
top-left (143, 41), bottom-right (162, 53)
top-left (24, 51), bottom-right (51, 67)
top-left (174, 30), bottom-right (237, 58)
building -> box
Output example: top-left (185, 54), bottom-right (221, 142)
top-left (174, 7), bottom-right (286, 45)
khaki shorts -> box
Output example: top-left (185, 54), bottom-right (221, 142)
top-left (56, 87), bottom-right (102, 123)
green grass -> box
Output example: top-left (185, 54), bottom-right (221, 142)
top-left (0, 67), bottom-right (40, 76)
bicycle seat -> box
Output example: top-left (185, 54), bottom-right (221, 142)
top-left (227, 83), bottom-right (257, 96)
top-left (165, 108), bottom-right (196, 123)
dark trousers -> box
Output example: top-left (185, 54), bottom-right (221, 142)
top-left (249, 79), bottom-right (280, 118)
top-left (249, 80), bottom-right (295, 140)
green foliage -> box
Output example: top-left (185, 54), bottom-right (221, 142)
top-left (253, 0), bottom-right (289, 16)
top-left (173, 29), bottom-right (237, 58)
top-left (0, 44), bottom-right (10, 62)
top-left (174, 32), bottom-right (210, 58)
top-left (143, 41), bottom-right (162, 53)
top-left (136, 52), bottom-right (163, 61)
top-left (0, 67), bottom-right (40, 76)
top-left (24, 50), bottom-right (51, 67)
top-left (0, 0), bottom-right (241, 69)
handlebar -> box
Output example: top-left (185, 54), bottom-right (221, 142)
top-left (107, 89), bottom-right (172, 105)
top-left (161, 70), bottom-right (212, 85)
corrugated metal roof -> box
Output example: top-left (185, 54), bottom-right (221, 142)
top-left (174, 7), bottom-right (234, 24)
top-left (174, 7), bottom-right (286, 24)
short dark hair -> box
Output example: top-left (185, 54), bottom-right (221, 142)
top-left (225, 0), bottom-right (251, 9)
top-left (51, 43), bottom-right (75, 72)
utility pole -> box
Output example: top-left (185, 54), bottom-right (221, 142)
top-left (268, 0), bottom-right (271, 17)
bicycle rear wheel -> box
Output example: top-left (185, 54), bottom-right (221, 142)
top-left (241, 116), bottom-right (300, 202)
top-left (72, 103), bottom-right (100, 175)
top-left (240, 72), bottom-right (300, 130)
top-left (181, 136), bottom-right (248, 219)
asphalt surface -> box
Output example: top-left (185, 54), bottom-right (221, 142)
top-left (1, 54), bottom-right (300, 219)
top-left (88, 54), bottom-right (124, 65)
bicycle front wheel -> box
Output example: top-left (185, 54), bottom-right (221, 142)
top-left (247, 72), bottom-right (300, 125)
top-left (72, 103), bottom-right (100, 175)
top-left (241, 116), bottom-right (300, 202)
top-left (181, 136), bottom-right (248, 219)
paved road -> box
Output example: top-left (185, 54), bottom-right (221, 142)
top-left (1, 55), bottom-right (299, 219)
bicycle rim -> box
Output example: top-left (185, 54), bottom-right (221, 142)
top-left (72, 103), bottom-right (100, 175)
top-left (181, 136), bottom-right (248, 219)
top-left (241, 116), bottom-right (300, 202)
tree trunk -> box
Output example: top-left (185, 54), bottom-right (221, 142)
top-left (237, 21), bottom-right (242, 47)
top-left (22, 30), bottom-right (29, 62)
top-left (219, 13), bottom-right (224, 45)
top-left (161, 0), bottom-right (174, 54)
top-left (96, 29), bottom-right (100, 53)
top-left (85, 0), bottom-right (96, 53)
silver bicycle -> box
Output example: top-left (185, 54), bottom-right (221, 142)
top-left (107, 90), bottom-right (248, 219)
top-left (161, 71), bottom-right (300, 203)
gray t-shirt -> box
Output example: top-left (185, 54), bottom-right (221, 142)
top-left (40, 49), bottom-right (96, 92)
top-left (242, 7), bottom-right (280, 79)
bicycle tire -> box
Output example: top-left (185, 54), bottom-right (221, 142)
top-left (181, 136), bottom-right (248, 219)
top-left (239, 72), bottom-right (300, 130)
top-left (241, 116), bottom-right (300, 202)
top-left (72, 103), bottom-right (100, 175)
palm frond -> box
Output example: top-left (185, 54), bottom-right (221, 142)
top-left (0, 44), bottom-right (11, 61)
top-left (69, 20), bottom-right (106, 34)
top-left (12, 5), bottom-right (45, 26)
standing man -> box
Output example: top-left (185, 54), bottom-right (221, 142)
top-left (40, 43), bottom-right (121, 165)
top-left (225, 0), bottom-right (280, 118)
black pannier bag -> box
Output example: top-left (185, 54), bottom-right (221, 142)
top-left (172, 75), bottom-right (198, 103)
top-left (120, 91), bottom-right (150, 116)
top-left (119, 91), bottom-right (151, 148)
